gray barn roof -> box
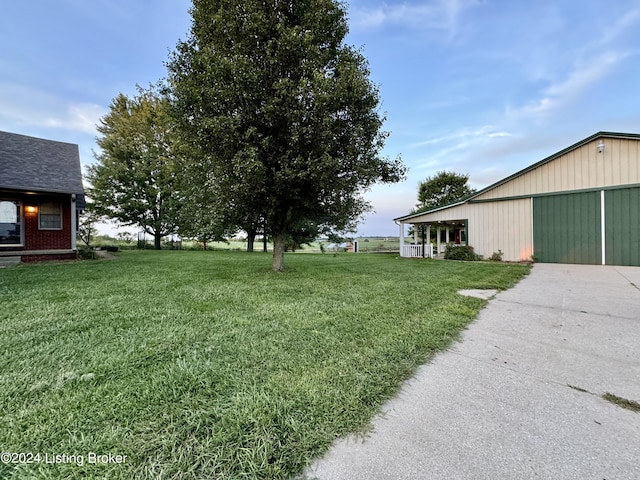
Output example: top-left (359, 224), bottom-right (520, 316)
top-left (0, 130), bottom-right (84, 195)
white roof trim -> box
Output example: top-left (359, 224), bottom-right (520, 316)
top-left (394, 200), bottom-right (467, 222)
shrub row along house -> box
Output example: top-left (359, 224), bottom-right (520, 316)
top-left (0, 131), bottom-right (85, 263)
top-left (396, 132), bottom-right (640, 266)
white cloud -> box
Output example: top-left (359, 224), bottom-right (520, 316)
top-left (0, 83), bottom-right (105, 135)
top-left (487, 132), bottom-right (512, 138)
top-left (507, 50), bottom-right (630, 122)
top-left (504, 3), bottom-right (640, 124)
top-left (546, 52), bottom-right (629, 98)
top-left (410, 125), bottom-right (511, 149)
top-left (350, 0), bottom-right (479, 35)
top-left (404, 126), bottom-right (515, 190)
top-left (44, 103), bottom-right (106, 135)
top-left (588, 7), bottom-right (640, 50)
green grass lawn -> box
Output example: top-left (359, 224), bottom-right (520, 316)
top-left (0, 251), bottom-right (529, 479)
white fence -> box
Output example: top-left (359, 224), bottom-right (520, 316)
top-left (401, 244), bottom-right (434, 258)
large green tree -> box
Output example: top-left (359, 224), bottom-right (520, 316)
top-left (416, 171), bottom-right (476, 212)
top-left (87, 88), bottom-right (181, 249)
top-left (167, 0), bottom-right (405, 271)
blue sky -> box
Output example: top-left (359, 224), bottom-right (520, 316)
top-left (2, 1), bottom-right (640, 236)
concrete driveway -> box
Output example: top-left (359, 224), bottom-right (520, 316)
top-left (304, 264), bottom-right (640, 480)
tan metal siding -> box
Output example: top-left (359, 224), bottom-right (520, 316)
top-left (467, 199), bottom-right (533, 262)
top-left (407, 199), bottom-right (532, 262)
top-left (475, 138), bottom-right (640, 200)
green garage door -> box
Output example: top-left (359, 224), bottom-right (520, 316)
top-left (533, 192), bottom-right (602, 264)
top-left (605, 187), bottom-right (640, 266)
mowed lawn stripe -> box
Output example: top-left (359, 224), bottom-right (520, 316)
top-left (0, 251), bottom-right (529, 479)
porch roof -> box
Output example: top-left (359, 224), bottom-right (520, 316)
top-left (394, 200), bottom-right (467, 223)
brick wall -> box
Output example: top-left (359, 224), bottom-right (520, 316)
top-left (24, 196), bottom-right (72, 250)
top-left (21, 253), bottom-right (77, 263)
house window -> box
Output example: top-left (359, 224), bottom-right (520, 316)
top-left (0, 200), bottom-right (21, 245)
top-left (39, 202), bottom-right (63, 230)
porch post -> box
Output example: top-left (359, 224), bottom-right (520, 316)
top-left (445, 226), bottom-right (450, 244)
top-left (399, 222), bottom-right (405, 257)
top-left (413, 224), bottom-right (418, 244)
top-left (426, 225), bottom-right (431, 257)
top-left (436, 225), bottom-right (441, 256)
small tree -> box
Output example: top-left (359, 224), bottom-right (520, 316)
top-left (416, 171), bottom-right (476, 211)
top-left (87, 86), bottom-right (181, 249)
top-left (78, 203), bottom-right (100, 248)
top-left (409, 171), bottom-right (476, 241)
top-left (116, 231), bottom-right (134, 244)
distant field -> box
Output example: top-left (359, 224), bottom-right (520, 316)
top-left (93, 236), bottom-right (402, 253)
top-left (175, 237), bottom-right (402, 253)
top-left (354, 238), bottom-right (400, 252)
top-left (0, 251), bottom-right (528, 479)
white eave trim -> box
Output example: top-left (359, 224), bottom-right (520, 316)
top-left (394, 200), bottom-right (468, 222)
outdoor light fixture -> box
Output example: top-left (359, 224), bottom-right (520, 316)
top-left (597, 140), bottom-right (605, 153)
top-left (25, 205), bottom-right (37, 213)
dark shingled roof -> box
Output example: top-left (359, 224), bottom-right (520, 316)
top-left (0, 130), bottom-right (85, 195)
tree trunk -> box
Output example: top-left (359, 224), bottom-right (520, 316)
top-left (262, 220), bottom-right (268, 252)
top-left (154, 233), bottom-right (162, 250)
top-left (272, 232), bottom-right (286, 272)
top-left (247, 229), bottom-right (256, 252)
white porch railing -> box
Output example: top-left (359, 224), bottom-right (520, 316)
top-left (401, 244), bottom-right (434, 258)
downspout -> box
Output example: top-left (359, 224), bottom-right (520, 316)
top-left (601, 190), bottom-right (606, 265)
top-left (71, 194), bottom-right (77, 251)
top-left (465, 219), bottom-right (469, 246)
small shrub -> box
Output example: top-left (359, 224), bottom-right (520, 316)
top-left (162, 239), bottom-right (182, 250)
top-left (489, 250), bottom-right (503, 262)
top-left (137, 240), bottom-right (152, 249)
top-left (444, 244), bottom-right (480, 261)
top-left (78, 248), bottom-right (98, 260)
top-left (105, 246), bottom-right (119, 253)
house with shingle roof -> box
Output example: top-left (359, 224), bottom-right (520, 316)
top-left (0, 130), bottom-right (85, 263)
